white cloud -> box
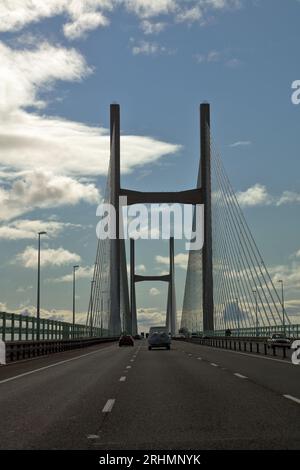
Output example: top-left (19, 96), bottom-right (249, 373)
top-left (277, 191), bottom-right (300, 206)
top-left (140, 20), bottom-right (166, 34)
top-left (0, 219), bottom-right (80, 240)
top-left (49, 265), bottom-right (94, 282)
top-left (0, 41), bottom-right (91, 113)
top-left (15, 246), bottom-right (81, 268)
top-left (149, 287), bottom-right (160, 296)
top-left (0, 1), bottom-right (113, 39)
top-left (125, 0), bottom-right (175, 18)
top-left (16, 305), bottom-right (87, 324)
top-left (236, 185), bottom-right (300, 209)
top-left (176, 6), bottom-right (202, 23)
top-left (230, 140), bottom-right (252, 147)
top-left (236, 184), bottom-right (272, 208)
top-left (127, 263), bottom-right (146, 273)
top-left (137, 307), bottom-right (166, 329)
top-left (0, 40), bottom-right (180, 219)
top-left (156, 252), bottom-right (189, 269)
top-left (0, 171), bottom-right (100, 221)
top-left (131, 40), bottom-right (171, 55)
top-left (0, 0), bottom-right (242, 39)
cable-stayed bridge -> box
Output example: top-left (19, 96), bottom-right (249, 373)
top-left (0, 104), bottom-right (300, 451)
top-left (86, 103), bottom-right (294, 339)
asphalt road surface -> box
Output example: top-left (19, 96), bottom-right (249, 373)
top-left (0, 339), bottom-right (300, 450)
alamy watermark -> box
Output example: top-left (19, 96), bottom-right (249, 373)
top-left (291, 340), bottom-right (300, 365)
top-left (291, 80), bottom-right (300, 105)
top-left (96, 196), bottom-right (204, 251)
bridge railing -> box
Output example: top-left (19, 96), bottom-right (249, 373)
top-left (179, 336), bottom-right (297, 361)
top-left (3, 336), bottom-right (119, 364)
top-left (0, 311), bottom-right (107, 341)
top-left (199, 324), bottom-right (300, 339)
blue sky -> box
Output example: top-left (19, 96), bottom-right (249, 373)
top-left (0, 0), bottom-right (300, 329)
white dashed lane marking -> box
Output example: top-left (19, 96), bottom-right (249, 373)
top-left (119, 376), bottom-right (126, 382)
top-left (210, 363), bottom-right (218, 367)
top-left (126, 365), bottom-right (132, 369)
top-left (234, 373), bottom-right (247, 379)
top-left (102, 399), bottom-right (116, 413)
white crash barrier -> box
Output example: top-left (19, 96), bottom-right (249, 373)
top-left (0, 340), bottom-right (6, 365)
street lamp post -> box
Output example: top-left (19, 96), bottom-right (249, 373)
top-left (37, 231), bottom-right (47, 341)
top-left (253, 289), bottom-right (259, 337)
top-left (72, 265), bottom-right (79, 339)
top-left (278, 280), bottom-right (286, 334)
top-left (90, 280), bottom-right (95, 337)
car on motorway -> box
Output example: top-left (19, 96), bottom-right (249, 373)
top-left (267, 333), bottom-right (291, 349)
top-left (190, 333), bottom-right (199, 339)
top-left (119, 334), bottom-right (134, 347)
top-left (134, 334), bottom-right (142, 340)
top-left (148, 331), bottom-right (171, 350)
top-left (173, 333), bottom-right (186, 340)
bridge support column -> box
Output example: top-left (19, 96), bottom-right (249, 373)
top-left (201, 103), bottom-right (214, 333)
top-left (167, 237), bottom-right (177, 336)
top-left (109, 104), bottom-right (121, 336)
top-left (130, 238), bottom-right (138, 336)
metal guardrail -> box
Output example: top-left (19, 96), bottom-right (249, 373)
top-left (0, 311), bottom-right (105, 341)
top-left (196, 324), bottom-right (300, 338)
top-left (2, 336), bottom-right (119, 364)
top-left (178, 337), bottom-right (295, 360)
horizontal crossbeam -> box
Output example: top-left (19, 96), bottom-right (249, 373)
top-left (134, 274), bottom-right (171, 283)
top-left (120, 188), bottom-right (203, 206)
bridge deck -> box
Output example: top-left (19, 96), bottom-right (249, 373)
top-left (0, 340), bottom-right (299, 449)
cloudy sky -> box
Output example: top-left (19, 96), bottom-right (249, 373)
top-left (0, 0), bottom-right (300, 329)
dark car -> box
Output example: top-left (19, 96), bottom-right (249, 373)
top-left (148, 332), bottom-right (171, 350)
top-left (267, 333), bottom-right (291, 349)
top-left (119, 335), bottom-right (134, 347)
top-left (134, 334), bottom-right (142, 340)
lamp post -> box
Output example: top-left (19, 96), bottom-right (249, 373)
top-left (37, 231), bottom-right (47, 340)
top-left (90, 280), bottom-right (95, 337)
top-left (72, 265), bottom-right (79, 339)
top-left (253, 289), bottom-right (259, 337)
top-left (278, 280), bottom-right (286, 334)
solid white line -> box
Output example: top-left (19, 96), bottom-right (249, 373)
top-left (0, 347), bottom-right (114, 385)
top-left (196, 344), bottom-right (293, 365)
top-left (210, 363), bottom-right (218, 367)
top-left (283, 394), bottom-right (300, 405)
top-left (119, 376), bottom-right (126, 382)
top-left (234, 373), bottom-right (247, 379)
top-left (102, 399), bottom-right (115, 413)
top-left (126, 365), bottom-right (131, 369)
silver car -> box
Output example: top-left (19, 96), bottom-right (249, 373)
top-left (148, 332), bottom-right (171, 350)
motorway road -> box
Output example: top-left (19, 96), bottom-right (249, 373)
top-left (0, 339), bottom-right (300, 450)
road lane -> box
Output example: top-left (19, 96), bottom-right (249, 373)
top-left (0, 342), bottom-right (135, 449)
top-left (91, 340), bottom-right (300, 450)
top-left (1, 339), bottom-right (300, 450)
top-left (176, 341), bottom-right (300, 399)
